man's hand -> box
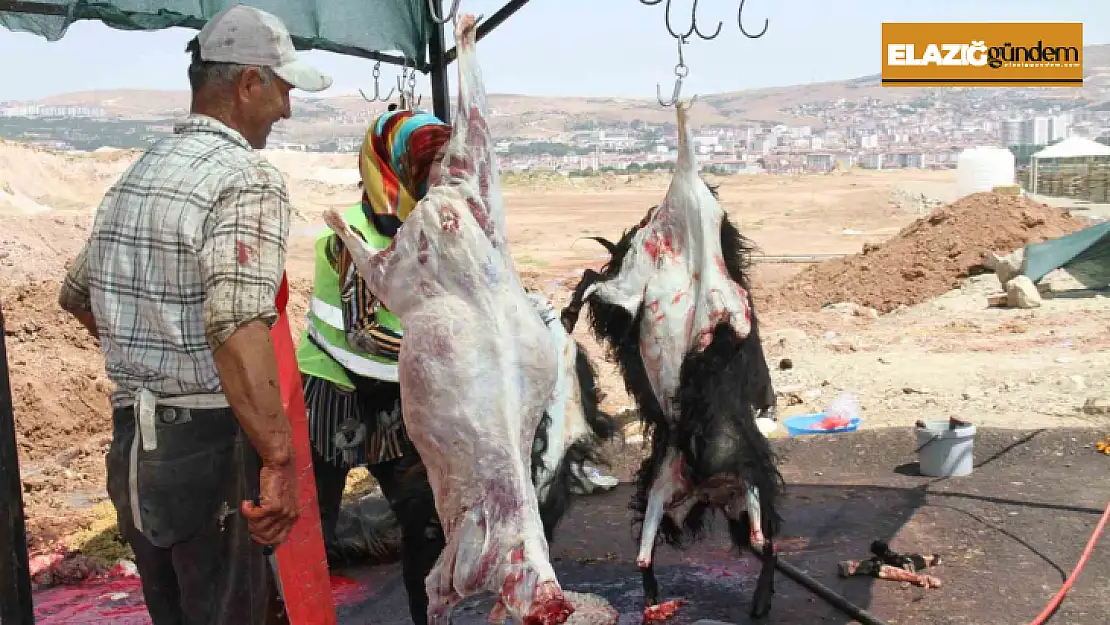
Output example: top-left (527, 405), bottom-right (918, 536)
top-left (213, 320), bottom-right (297, 547)
top-left (58, 244), bottom-right (98, 339)
top-left (241, 461), bottom-right (299, 546)
top-left (70, 310), bottom-right (99, 340)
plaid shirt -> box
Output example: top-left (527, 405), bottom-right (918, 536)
top-left (59, 115), bottom-right (291, 408)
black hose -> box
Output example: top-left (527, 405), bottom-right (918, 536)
top-left (751, 546), bottom-right (892, 625)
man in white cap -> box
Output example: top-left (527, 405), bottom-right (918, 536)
top-left (58, 5), bottom-right (330, 623)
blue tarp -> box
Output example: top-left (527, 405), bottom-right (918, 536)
top-left (0, 0), bottom-right (430, 63)
top-left (1022, 220), bottom-right (1110, 285)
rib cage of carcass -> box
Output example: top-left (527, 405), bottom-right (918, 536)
top-left (322, 15), bottom-right (574, 625)
top-left (563, 100), bottom-right (785, 619)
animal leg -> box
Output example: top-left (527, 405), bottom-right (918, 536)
top-left (322, 209), bottom-right (391, 292)
top-left (635, 450), bottom-right (685, 569)
top-left (746, 485), bottom-right (766, 548)
top-left (750, 539), bottom-right (776, 619)
top-left (636, 450), bottom-right (687, 609)
top-left (744, 486), bottom-right (776, 619)
top-left (561, 268), bottom-right (602, 332)
top-left (725, 488), bottom-right (775, 619)
top-left (639, 545), bottom-right (661, 607)
top-left (424, 560), bottom-right (462, 625)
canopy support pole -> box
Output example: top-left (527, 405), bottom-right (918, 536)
top-left (427, 0), bottom-right (451, 125)
top-left (0, 301), bottom-right (34, 625)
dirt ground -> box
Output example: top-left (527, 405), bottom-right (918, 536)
top-left (2, 139), bottom-right (1109, 565)
top-left (330, 427), bottom-right (1110, 625)
top-left (30, 427), bottom-right (1110, 624)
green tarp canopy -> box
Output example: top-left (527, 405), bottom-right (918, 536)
top-left (1022, 220), bottom-right (1110, 285)
top-left (0, 0), bottom-right (431, 64)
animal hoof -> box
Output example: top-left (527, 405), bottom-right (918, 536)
top-left (749, 591), bottom-right (772, 619)
top-left (559, 308), bottom-right (578, 333)
top-left (750, 563), bottom-right (775, 618)
top-left (322, 210), bottom-right (348, 235)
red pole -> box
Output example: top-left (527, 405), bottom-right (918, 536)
top-left (270, 275), bottom-right (337, 624)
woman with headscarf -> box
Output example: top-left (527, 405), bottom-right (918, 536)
top-left (295, 108), bottom-right (452, 625)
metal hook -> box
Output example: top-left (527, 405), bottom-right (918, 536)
top-left (427, 0), bottom-right (460, 25)
top-left (663, 0), bottom-right (694, 40)
top-left (691, 0), bottom-right (722, 41)
top-left (738, 0), bottom-right (769, 39)
top-left (657, 81), bottom-right (681, 107)
top-left (408, 69), bottom-right (422, 107)
top-left (657, 37), bottom-right (690, 107)
top-left (392, 60), bottom-right (424, 110)
top-left (359, 61), bottom-right (396, 102)
top-left (396, 63), bottom-right (409, 95)
top-left (645, 0), bottom-right (720, 42)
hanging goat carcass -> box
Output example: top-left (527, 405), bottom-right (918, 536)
top-left (527, 291), bottom-right (617, 540)
top-left (322, 14), bottom-right (575, 625)
top-left (326, 293), bottom-right (617, 571)
top-left (561, 100), bottom-right (785, 619)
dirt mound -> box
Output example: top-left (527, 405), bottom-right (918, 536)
top-left (4, 276), bottom-right (316, 548)
top-left (2, 280), bottom-right (112, 547)
top-left (2, 276), bottom-right (316, 460)
top-left (0, 140), bottom-right (137, 213)
top-left (2, 280), bottom-right (112, 461)
top-left (766, 192), bottom-right (1087, 313)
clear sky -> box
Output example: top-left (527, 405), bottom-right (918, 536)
top-left (0, 0), bottom-right (1107, 101)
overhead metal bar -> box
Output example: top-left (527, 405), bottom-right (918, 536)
top-left (442, 0), bottom-right (529, 65)
top-left (0, 301), bottom-right (34, 625)
top-left (0, 0), bottom-right (422, 69)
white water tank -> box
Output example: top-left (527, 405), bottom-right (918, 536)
top-left (956, 147), bottom-right (1015, 197)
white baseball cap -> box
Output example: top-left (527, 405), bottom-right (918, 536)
top-left (196, 4), bottom-right (332, 93)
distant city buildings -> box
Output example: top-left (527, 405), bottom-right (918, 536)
top-left (1003, 115), bottom-right (1071, 146)
top-left (482, 87), bottom-right (1107, 175)
top-left (4, 82), bottom-right (1110, 172)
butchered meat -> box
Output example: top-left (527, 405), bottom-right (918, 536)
top-left (562, 100), bottom-right (784, 619)
top-left (321, 14), bottom-right (574, 625)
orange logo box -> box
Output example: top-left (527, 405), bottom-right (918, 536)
top-left (881, 22), bottom-right (1084, 87)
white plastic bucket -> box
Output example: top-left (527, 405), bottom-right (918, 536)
top-left (915, 421), bottom-right (976, 477)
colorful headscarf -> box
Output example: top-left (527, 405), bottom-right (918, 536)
top-left (359, 109), bottom-right (452, 226)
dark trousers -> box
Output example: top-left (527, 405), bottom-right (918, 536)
top-left (106, 406), bottom-right (284, 625)
top-left (314, 442), bottom-right (444, 625)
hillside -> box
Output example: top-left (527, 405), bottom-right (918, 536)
top-left (7, 43), bottom-right (1110, 143)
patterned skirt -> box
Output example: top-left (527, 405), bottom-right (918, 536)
top-left (303, 373), bottom-right (408, 470)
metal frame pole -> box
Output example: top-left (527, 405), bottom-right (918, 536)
top-left (0, 302), bottom-right (34, 625)
top-left (427, 0), bottom-right (452, 124)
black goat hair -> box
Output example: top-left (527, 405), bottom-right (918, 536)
top-left (571, 179), bottom-right (781, 549)
top-left (530, 340), bottom-right (617, 541)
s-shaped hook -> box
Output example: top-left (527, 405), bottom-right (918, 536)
top-left (738, 0), bottom-right (769, 38)
top-left (428, 0), bottom-right (461, 24)
top-left (640, 0), bottom-right (721, 41)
